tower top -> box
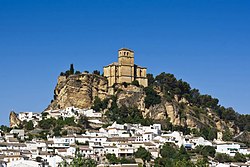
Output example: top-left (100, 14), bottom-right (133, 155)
top-left (118, 48), bottom-right (134, 53)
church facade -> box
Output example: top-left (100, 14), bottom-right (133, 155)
top-left (103, 48), bottom-right (148, 87)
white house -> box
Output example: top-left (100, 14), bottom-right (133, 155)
top-left (104, 145), bottom-right (119, 157)
top-left (55, 146), bottom-right (76, 157)
top-left (184, 136), bottom-right (212, 149)
top-left (9, 129), bottom-right (25, 140)
top-left (44, 155), bottom-right (64, 167)
top-left (18, 112), bottom-right (42, 122)
top-left (79, 146), bottom-right (94, 158)
top-left (81, 109), bottom-right (102, 118)
top-left (142, 132), bottom-right (154, 142)
top-left (48, 136), bottom-right (75, 148)
top-left (160, 131), bottom-right (184, 147)
top-left (142, 124), bottom-right (161, 135)
top-left (117, 143), bottom-right (134, 157)
top-left (216, 143), bottom-right (244, 156)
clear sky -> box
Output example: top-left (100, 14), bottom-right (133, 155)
top-left (0, 0), bottom-right (250, 125)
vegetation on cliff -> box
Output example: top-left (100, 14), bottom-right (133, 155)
top-left (96, 71), bottom-right (249, 141)
top-left (148, 73), bottom-right (249, 132)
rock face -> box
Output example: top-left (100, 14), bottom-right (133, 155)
top-left (9, 111), bottom-right (21, 128)
top-left (233, 131), bottom-right (250, 143)
top-left (46, 73), bottom-right (238, 134)
top-left (116, 85), bottom-right (146, 110)
top-left (113, 85), bottom-right (237, 133)
top-left (46, 73), bottom-right (108, 110)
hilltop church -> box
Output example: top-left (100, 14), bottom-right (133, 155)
top-left (103, 48), bottom-right (148, 87)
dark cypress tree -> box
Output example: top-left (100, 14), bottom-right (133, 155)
top-left (70, 64), bottom-right (74, 75)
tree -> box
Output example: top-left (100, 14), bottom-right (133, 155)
top-left (38, 118), bottom-right (56, 129)
top-left (154, 157), bottom-right (173, 167)
top-left (233, 152), bottom-right (246, 162)
top-left (93, 70), bottom-right (100, 75)
top-left (160, 143), bottom-right (178, 159)
top-left (59, 160), bottom-right (69, 167)
top-left (0, 125), bottom-right (11, 133)
top-left (221, 107), bottom-right (237, 121)
top-left (70, 157), bottom-right (97, 167)
top-left (144, 86), bottom-right (161, 108)
top-left (177, 145), bottom-right (190, 161)
top-left (174, 159), bottom-right (195, 167)
top-left (131, 80), bottom-right (140, 87)
top-left (200, 127), bottom-right (217, 140)
top-left (122, 82), bottom-right (128, 88)
top-left (26, 133), bottom-right (34, 141)
top-left (222, 129), bottom-right (232, 141)
top-left (64, 117), bottom-right (76, 126)
top-left (37, 131), bottom-right (48, 140)
top-left (200, 146), bottom-right (216, 158)
top-left (119, 157), bottom-right (136, 164)
top-left (106, 154), bottom-right (119, 164)
top-left (91, 96), bottom-right (103, 112)
top-left (53, 126), bottom-right (62, 137)
top-left (196, 159), bottom-right (209, 167)
top-left (70, 64), bottom-right (74, 75)
top-left (146, 73), bottom-right (155, 86)
top-left (84, 70), bottom-right (89, 73)
top-left (41, 112), bottom-right (48, 119)
top-left (214, 153), bottom-right (232, 163)
top-left (24, 120), bottom-right (34, 130)
top-left (75, 70), bottom-right (81, 74)
top-left (134, 147), bottom-right (152, 164)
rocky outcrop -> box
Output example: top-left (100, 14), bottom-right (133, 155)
top-left (233, 131), bottom-right (250, 143)
top-left (46, 73), bottom-right (108, 110)
top-left (116, 85), bottom-right (146, 111)
top-left (45, 73), bottom-right (238, 134)
top-left (9, 111), bottom-right (21, 128)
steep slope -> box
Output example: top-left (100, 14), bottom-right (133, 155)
top-left (113, 84), bottom-right (237, 134)
top-left (44, 72), bottom-right (245, 138)
top-left (46, 73), bottom-right (108, 110)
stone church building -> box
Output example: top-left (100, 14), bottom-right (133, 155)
top-left (103, 48), bottom-right (148, 87)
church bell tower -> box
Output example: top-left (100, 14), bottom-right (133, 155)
top-left (118, 48), bottom-right (134, 66)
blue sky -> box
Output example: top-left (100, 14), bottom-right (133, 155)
top-left (0, 0), bottom-right (250, 125)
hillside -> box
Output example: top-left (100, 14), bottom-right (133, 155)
top-left (45, 69), bottom-right (250, 142)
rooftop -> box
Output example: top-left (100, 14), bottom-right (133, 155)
top-left (118, 48), bottom-right (134, 52)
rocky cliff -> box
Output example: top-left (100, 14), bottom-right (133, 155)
top-left (46, 73), bottom-right (108, 110)
top-left (113, 85), bottom-right (237, 133)
top-left (9, 111), bottom-right (21, 128)
top-left (45, 73), bottom-right (238, 134)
